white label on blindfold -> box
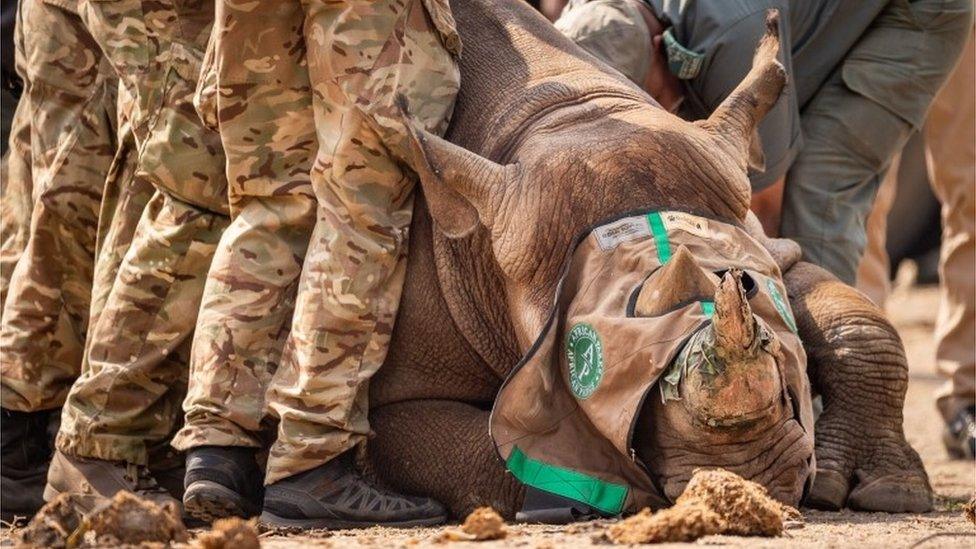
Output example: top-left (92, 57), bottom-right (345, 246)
top-left (593, 217), bottom-right (652, 251)
top-left (662, 211), bottom-right (710, 239)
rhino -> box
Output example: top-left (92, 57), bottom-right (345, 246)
top-left (364, 0), bottom-right (931, 518)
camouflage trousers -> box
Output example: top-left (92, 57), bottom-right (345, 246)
top-left (0, 0), bottom-right (118, 413)
top-left (171, 0), bottom-right (318, 451)
top-left (262, 0), bottom-right (461, 484)
top-left (57, 0), bottom-right (230, 465)
top-left (0, 93), bottom-right (31, 313)
top-left (1, 0), bottom-right (35, 315)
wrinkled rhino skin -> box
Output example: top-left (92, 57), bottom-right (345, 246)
top-left (366, 0), bottom-right (930, 518)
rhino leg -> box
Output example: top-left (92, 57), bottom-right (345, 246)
top-left (783, 261), bottom-right (931, 512)
top-left (367, 399), bottom-right (524, 519)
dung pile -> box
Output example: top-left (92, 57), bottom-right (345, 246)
top-left (606, 469), bottom-right (800, 544)
top-left (193, 517), bottom-right (260, 549)
top-left (15, 494), bottom-right (86, 548)
top-left (965, 496), bottom-right (975, 524)
top-left (435, 507), bottom-right (507, 542)
top-left (17, 492), bottom-right (188, 548)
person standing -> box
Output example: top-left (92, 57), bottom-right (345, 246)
top-left (555, 0), bottom-right (973, 286)
top-left (47, 0), bottom-right (230, 511)
top-left (170, 0), bottom-right (463, 528)
top-left (0, 0), bottom-right (119, 521)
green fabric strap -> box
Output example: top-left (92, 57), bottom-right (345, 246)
top-left (647, 212), bottom-right (671, 264)
top-left (506, 446), bottom-right (628, 515)
top-left (699, 300), bottom-right (715, 317)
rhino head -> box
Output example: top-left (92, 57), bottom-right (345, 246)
top-left (399, 12), bottom-right (809, 505)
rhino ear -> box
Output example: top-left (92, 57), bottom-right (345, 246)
top-left (401, 120), bottom-right (511, 238)
top-left (698, 9), bottom-right (785, 173)
top-left (747, 128), bottom-right (766, 174)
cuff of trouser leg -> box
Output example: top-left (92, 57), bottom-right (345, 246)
top-left (263, 432), bottom-right (364, 486)
top-left (170, 423), bottom-right (264, 452)
top-left (55, 430), bottom-right (148, 465)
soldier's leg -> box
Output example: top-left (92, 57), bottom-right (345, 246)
top-left (0, 5), bottom-right (32, 314)
top-left (0, 91), bottom-right (31, 312)
top-left (781, 0), bottom-right (973, 285)
top-left (1, 0), bottom-right (117, 522)
top-left (1, 0), bottom-right (117, 412)
top-left (88, 120), bottom-right (154, 330)
top-left (54, 192), bottom-right (226, 460)
top-left (260, 0), bottom-right (460, 529)
top-left (172, 0), bottom-right (318, 522)
top-left (50, 0), bottom-right (229, 510)
top-left (925, 29), bottom-right (976, 458)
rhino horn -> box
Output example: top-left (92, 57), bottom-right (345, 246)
top-left (697, 10), bottom-right (786, 175)
top-left (634, 246), bottom-right (719, 317)
top-left (398, 100), bottom-right (513, 238)
top-left (712, 269), bottom-right (758, 359)
top-left (677, 269), bottom-right (784, 427)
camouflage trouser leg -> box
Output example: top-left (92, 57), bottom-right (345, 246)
top-left (57, 0), bottom-right (229, 464)
top-left (57, 192), bottom-right (227, 464)
top-left (263, 0), bottom-right (460, 484)
top-left (0, 0), bottom-right (117, 413)
top-left (1, 4), bottom-right (33, 314)
top-left (88, 120), bottom-right (154, 331)
top-left (0, 95), bottom-right (32, 313)
top-left (172, 0), bottom-right (318, 451)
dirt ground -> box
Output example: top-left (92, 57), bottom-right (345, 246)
top-left (2, 284), bottom-right (973, 548)
top-left (257, 283), bottom-right (976, 548)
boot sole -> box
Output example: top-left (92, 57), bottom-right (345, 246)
top-left (258, 510), bottom-right (448, 530)
top-left (184, 480), bottom-right (259, 523)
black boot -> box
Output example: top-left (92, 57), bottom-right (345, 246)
top-left (1, 408), bottom-right (54, 523)
top-left (260, 451), bottom-right (447, 529)
top-left (183, 446), bottom-right (264, 522)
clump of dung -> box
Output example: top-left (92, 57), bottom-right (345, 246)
top-left (606, 469), bottom-right (800, 544)
top-left (16, 494), bottom-right (86, 548)
top-left (194, 517), bottom-right (260, 549)
top-left (964, 496), bottom-right (975, 524)
top-left (18, 491), bottom-right (188, 548)
top-left (461, 507), bottom-right (507, 540)
top-left (79, 491), bottom-right (188, 547)
top-left (435, 507), bottom-right (507, 542)
top-left (607, 503), bottom-right (725, 544)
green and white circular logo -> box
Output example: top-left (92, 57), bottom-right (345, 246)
top-left (566, 323), bottom-right (604, 400)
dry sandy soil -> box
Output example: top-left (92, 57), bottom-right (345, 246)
top-left (3, 284), bottom-right (973, 548)
top-left (256, 284), bottom-right (975, 549)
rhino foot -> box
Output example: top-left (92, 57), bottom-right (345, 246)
top-left (807, 407), bottom-right (932, 513)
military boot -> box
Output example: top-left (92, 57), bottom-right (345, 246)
top-left (260, 451), bottom-right (447, 529)
top-left (183, 446), bottom-right (263, 522)
top-left (1, 408), bottom-right (53, 523)
top-left (44, 450), bottom-right (181, 512)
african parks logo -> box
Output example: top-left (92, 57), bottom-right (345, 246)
top-left (566, 323), bottom-right (604, 400)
